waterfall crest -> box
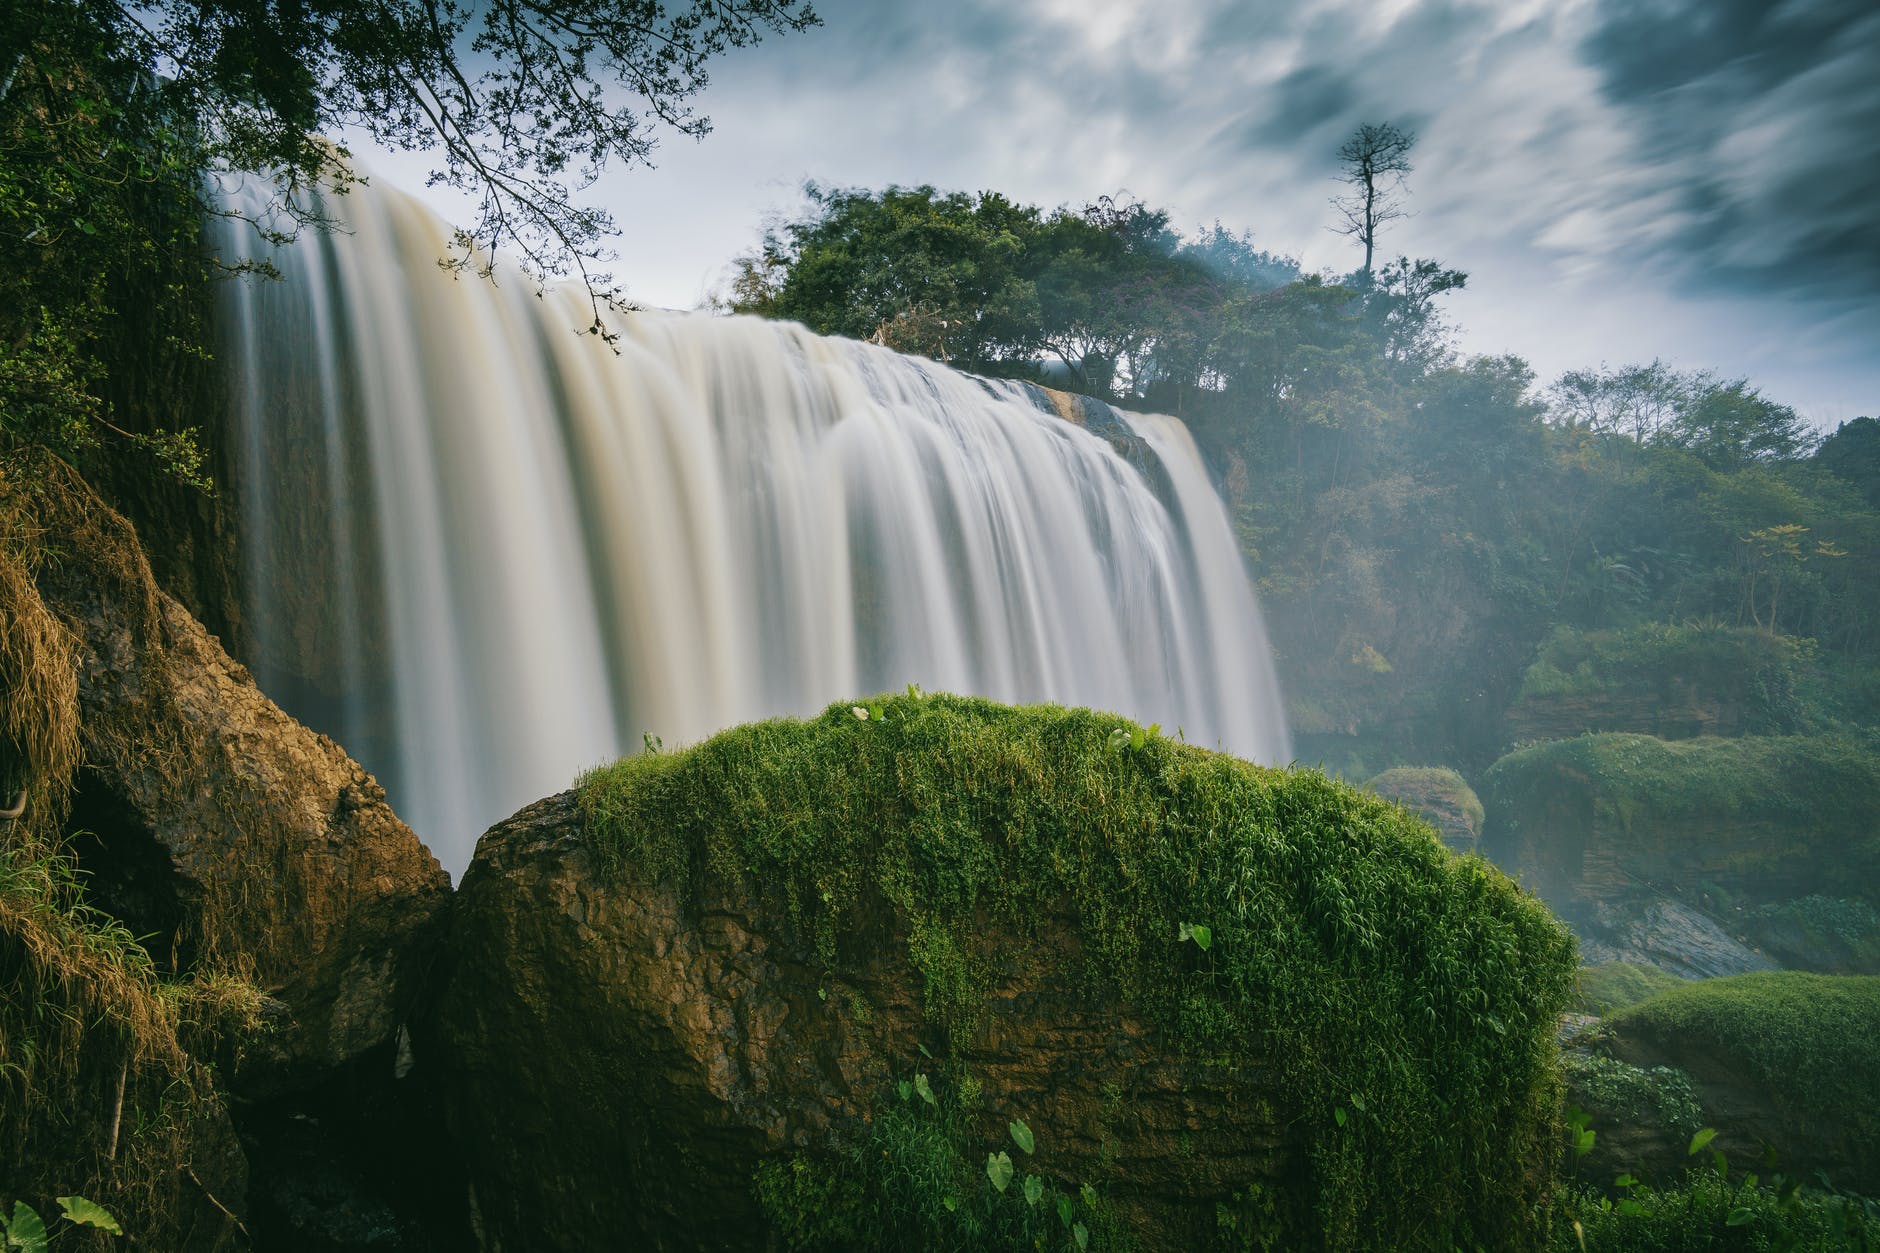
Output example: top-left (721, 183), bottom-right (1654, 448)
top-left (220, 180), bottom-right (1290, 875)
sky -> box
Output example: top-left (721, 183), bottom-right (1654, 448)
top-left (357, 0), bottom-right (1878, 427)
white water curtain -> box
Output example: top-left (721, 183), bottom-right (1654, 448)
top-left (219, 179), bottom-right (1290, 876)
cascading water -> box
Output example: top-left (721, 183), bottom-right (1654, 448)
top-left (217, 178), bottom-right (1290, 877)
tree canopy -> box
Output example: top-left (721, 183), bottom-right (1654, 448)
top-left (1, 0), bottom-right (817, 484)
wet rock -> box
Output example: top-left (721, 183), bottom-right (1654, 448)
top-left (1577, 897), bottom-right (1778, 981)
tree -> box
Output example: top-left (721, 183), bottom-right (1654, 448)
top-left (1545, 360), bottom-right (1691, 442)
top-left (1330, 122), bottom-right (1415, 283)
top-left (2, 0), bottom-right (816, 481)
top-left (730, 184), bottom-right (1046, 368)
top-left (1815, 416), bottom-right (1880, 509)
top-left (1661, 378), bottom-right (1815, 470)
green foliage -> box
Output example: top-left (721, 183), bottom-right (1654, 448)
top-left (1572, 963), bottom-right (1686, 1017)
top-left (582, 693), bottom-right (1577, 1251)
top-left (731, 183), bottom-right (1301, 398)
top-left (753, 1069), bottom-right (1113, 1252)
top-left (0, 1196), bottom-right (125, 1250)
top-left (2, 0), bottom-right (817, 496)
top-left (1816, 418), bottom-right (1880, 511)
top-left (1560, 1052), bottom-right (1704, 1147)
top-left (1, 0), bottom-right (224, 489)
top-left (1604, 973), bottom-right (1880, 1152)
top-left (1513, 623), bottom-right (1813, 736)
top-left (1739, 898), bottom-right (1880, 975)
top-left (1555, 1169), bottom-right (1877, 1252)
top-left (1481, 734), bottom-right (1880, 903)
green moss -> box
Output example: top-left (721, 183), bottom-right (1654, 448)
top-left (1513, 623), bottom-right (1811, 735)
top-left (1573, 962), bottom-right (1686, 1017)
top-left (1360, 766), bottom-right (1485, 847)
top-left (1481, 733), bottom-right (1880, 901)
top-left (579, 694), bottom-right (1578, 1251)
top-left (1606, 973), bottom-right (1880, 1146)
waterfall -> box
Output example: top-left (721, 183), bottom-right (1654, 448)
top-left (218, 179), bottom-right (1290, 876)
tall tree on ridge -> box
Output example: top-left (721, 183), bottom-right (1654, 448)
top-left (1331, 121), bottom-right (1416, 283)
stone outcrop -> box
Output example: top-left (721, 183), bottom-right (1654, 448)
top-left (1361, 766), bottom-right (1483, 854)
top-left (428, 793), bottom-right (1294, 1252)
top-left (1481, 726), bottom-right (1880, 970)
top-left (24, 465), bottom-right (451, 1092)
top-left (1601, 973), bottom-right (1880, 1192)
top-left (427, 696), bottom-right (1575, 1252)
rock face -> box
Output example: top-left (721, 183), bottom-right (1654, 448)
top-left (1480, 733), bottom-right (1880, 950)
top-left (27, 466), bottom-right (451, 1092)
top-left (429, 695), bottom-right (1575, 1253)
top-left (1577, 898), bottom-right (1778, 981)
top-left (433, 795), bottom-right (1292, 1251)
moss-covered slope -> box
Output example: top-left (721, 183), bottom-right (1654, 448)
top-left (1605, 972), bottom-right (1880, 1189)
top-left (1507, 623), bottom-right (1811, 742)
top-left (575, 693), bottom-right (1576, 1250)
top-left (1480, 732), bottom-right (1880, 913)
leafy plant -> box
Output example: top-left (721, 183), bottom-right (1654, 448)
top-left (0, 1196), bottom-right (123, 1250)
top-left (753, 1068), bottom-right (1112, 1252)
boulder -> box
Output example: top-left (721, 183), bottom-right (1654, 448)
top-left (1360, 766), bottom-right (1483, 853)
top-left (20, 462), bottom-right (450, 1092)
top-left (429, 694), bottom-right (1575, 1252)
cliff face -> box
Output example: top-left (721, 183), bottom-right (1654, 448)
top-left (427, 694), bottom-right (1576, 1253)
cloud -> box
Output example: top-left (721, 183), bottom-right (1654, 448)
top-left (411, 0), bottom-right (1874, 414)
top-left (1576, 0), bottom-right (1880, 308)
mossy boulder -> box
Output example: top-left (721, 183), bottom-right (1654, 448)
top-left (1506, 623), bottom-right (1809, 743)
top-left (1604, 972), bottom-right (1880, 1191)
top-left (429, 694), bottom-right (1575, 1252)
top-left (1480, 733), bottom-right (1880, 944)
top-left (1360, 766), bottom-right (1484, 853)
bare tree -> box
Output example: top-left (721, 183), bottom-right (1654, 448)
top-left (1331, 122), bottom-right (1416, 282)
